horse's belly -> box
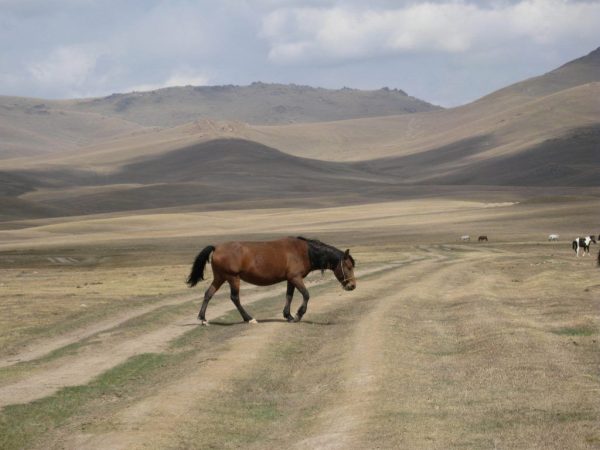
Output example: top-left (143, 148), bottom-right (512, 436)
top-left (240, 272), bottom-right (286, 286)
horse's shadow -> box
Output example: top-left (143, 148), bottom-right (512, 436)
top-left (208, 318), bottom-right (336, 326)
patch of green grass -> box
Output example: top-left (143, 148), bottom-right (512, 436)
top-left (0, 352), bottom-right (181, 450)
top-left (0, 301), bottom-right (197, 384)
top-left (427, 347), bottom-right (468, 357)
top-left (554, 411), bottom-right (597, 423)
top-left (474, 409), bottom-right (598, 433)
top-left (585, 433), bottom-right (600, 444)
top-left (376, 408), bottom-right (450, 423)
top-left (552, 326), bottom-right (595, 336)
top-left (0, 339), bottom-right (102, 385)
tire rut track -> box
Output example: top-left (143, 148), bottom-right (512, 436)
top-left (58, 260), bottom-right (423, 450)
top-left (306, 245), bottom-right (599, 449)
top-left (0, 263), bottom-right (402, 408)
top-left (292, 249), bottom-right (484, 449)
top-left (0, 293), bottom-right (196, 369)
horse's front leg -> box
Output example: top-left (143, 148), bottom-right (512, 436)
top-left (290, 278), bottom-right (310, 322)
top-left (283, 281), bottom-right (295, 322)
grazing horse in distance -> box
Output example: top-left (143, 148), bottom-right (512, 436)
top-left (187, 237), bottom-right (356, 325)
top-left (548, 234), bottom-right (559, 241)
top-left (478, 235), bottom-right (488, 242)
top-left (572, 236), bottom-right (596, 257)
top-left (461, 235), bottom-right (470, 242)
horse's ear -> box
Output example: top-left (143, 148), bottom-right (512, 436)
top-left (344, 249), bottom-right (350, 258)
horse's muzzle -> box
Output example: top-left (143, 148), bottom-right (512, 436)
top-left (343, 283), bottom-right (356, 291)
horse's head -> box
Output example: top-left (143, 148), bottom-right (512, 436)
top-left (334, 249), bottom-right (356, 291)
top-left (591, 236), bottom-right (597, 244)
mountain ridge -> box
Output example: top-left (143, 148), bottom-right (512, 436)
top-left (65, 82), bottom-right (441, 127)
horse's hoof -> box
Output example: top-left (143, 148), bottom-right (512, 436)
top-left (248, 318), bottom-right (258, 324)
top-left (286, 317), bottom-right (294, 323)
top-left (200, 320), bottom-right (209, 326)
top-left (294, 315), bottom-right (302, 322)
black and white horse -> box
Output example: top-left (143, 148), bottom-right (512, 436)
top-left (572, 236), bottom-right (596, 257)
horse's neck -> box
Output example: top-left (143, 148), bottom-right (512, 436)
top-left (311, 249), bottom-right (340, 272)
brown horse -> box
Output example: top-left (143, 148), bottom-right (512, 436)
top-left (478, 235), bottom-right (488, 242)
top-left (187, 237), bottom-right (356, 325)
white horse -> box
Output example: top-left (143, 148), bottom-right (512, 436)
top-left (461, 235), bottom-right (470, 242)
top-left (572, 236), bottom-right (596, 256)
top-left (548, 234), bottom-right (559, 241)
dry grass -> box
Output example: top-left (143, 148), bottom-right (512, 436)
top-left (0, 251), bottom-right (190, 359)
top-left (0, 196), bottom-right (599, 449)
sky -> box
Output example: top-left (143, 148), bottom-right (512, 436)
top-left (1, 0), bottom-right (599, 106)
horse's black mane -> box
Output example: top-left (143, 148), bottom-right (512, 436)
top-left (296, 236), bottom-right (354, 273)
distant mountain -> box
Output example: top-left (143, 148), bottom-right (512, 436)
top-left (66, 82), bottom-right (441, 127)
top-left (0, 83), bottom-right (439, 160)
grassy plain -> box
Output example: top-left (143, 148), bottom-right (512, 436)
top-left (0, 195), bottom-right (599, 449)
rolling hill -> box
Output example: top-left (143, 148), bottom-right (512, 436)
top-left (1, 47), bottom-right (599, 221)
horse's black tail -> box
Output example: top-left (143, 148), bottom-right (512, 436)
top-left (187, 245), bottom-right (215, 287)
top-left (572, 240), bottom-right (577, 252)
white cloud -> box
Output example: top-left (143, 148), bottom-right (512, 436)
top-left (510, 0), bottom-right (600, 44)
top-left (0, 0), bottom-right (95, 17)
top-left (261, 1), bottom-right (600, 64)
top-left (28, 45), bottom-right (99, 87)
top-left (127, 69), bottom-right (210, 93)
top-left (1, 0), bottom-right (599, 104)
top-left (165, 70), bottom-right (210, 87)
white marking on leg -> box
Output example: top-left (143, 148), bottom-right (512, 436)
top-left (248, 318), bottom-right (258, 324)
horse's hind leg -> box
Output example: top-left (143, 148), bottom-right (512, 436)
top-left (198, 275), bottom-right (224, 325)
top-left (228, 277), bottom-right (257, 324)
top-left (283, 281), bottom-right (295, 322)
